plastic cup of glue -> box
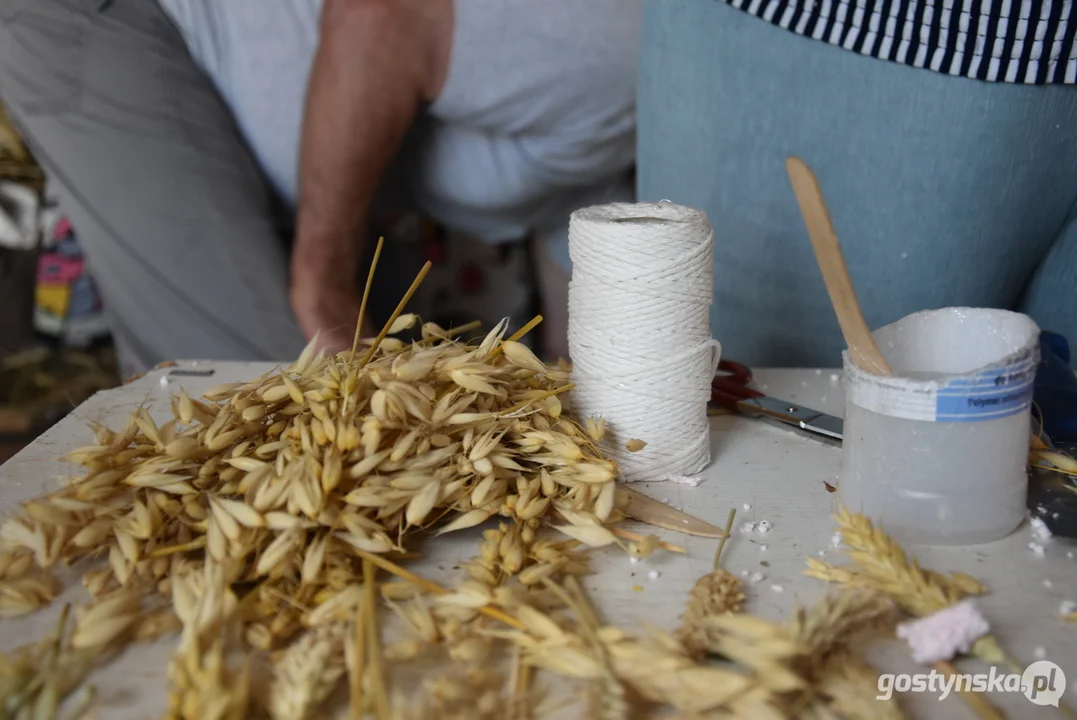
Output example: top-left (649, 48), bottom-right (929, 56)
top-left (839, 308), bottom-right (1040, 545)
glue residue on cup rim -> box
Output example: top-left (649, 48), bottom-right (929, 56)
top-left (843, 308), bottom-right (1040, 424)
top-left (873, 307), bottom-right (1039, 375)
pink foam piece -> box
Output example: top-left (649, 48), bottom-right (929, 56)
top-left (896, 599), bottom-right (990, 664)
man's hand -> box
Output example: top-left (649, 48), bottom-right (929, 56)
top-left (290, 271), bottom-right (374, 355)
top-left (289, 0), bottom-right (451, 351)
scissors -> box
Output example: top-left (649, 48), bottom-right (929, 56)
top-left (710, 359), bottom-right (844, 442)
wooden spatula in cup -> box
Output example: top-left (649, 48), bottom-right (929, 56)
top-left (785, 157), bottom-right (892, 376)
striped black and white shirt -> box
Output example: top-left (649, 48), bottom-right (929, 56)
top-left (723, 0), bottom-right (1077, 83)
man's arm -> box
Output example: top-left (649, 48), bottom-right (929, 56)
top-left (290, 0), bottom-right (451, 351)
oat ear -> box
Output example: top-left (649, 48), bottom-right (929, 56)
top-left (293, 333), bottom-right (320, 375)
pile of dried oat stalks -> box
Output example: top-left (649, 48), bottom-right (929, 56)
top-left (0, 264), bottom-right (1044, 720)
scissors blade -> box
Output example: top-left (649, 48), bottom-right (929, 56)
top-left (619, 487), bottom-right (728, 538)
top-left (735, 396), bottom-right (844, 441)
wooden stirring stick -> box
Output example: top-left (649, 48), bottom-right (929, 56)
top-left (785, 157), bottom-right (893, 376)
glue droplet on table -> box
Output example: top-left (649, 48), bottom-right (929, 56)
top-left (759, 544), bottom-right (768, 552)
top-left (1029, 542), bottom-right (1046, 556)
top-left (743, 503), bottom-right (752, 510)
top-left (830, 374), bottom-right (840, 382)
top-left (771, 584), bottom-right (784, 593)
top-left (629, 557), bottom-right (639, 565)
top-left (742, 522), bottom-right (756, 532)
top-left (648, 570), bottom-right (660, 581)
top-left (159, 376), bottom-right (169, 388)
top-left (749, 572), bottom-right (765, 584)
top-left (758, 521), bottom-right (772, 533)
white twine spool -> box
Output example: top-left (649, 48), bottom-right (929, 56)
top-left (568, 202), bottom-right (720, 483)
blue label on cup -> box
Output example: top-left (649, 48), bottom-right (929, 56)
top-left (934, 355), bottom-right (1038, 422)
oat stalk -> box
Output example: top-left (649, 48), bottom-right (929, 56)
top-left (360, 260), bottom-right (432, 367)
top-left (350, 548), bottom-right (526, 631)
top-left (351, 235), bottom-right (385, 359)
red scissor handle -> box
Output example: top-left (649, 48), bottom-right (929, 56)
top-left (716, 359), bottom-right (752, 384)
top-left (710, 359), bottom-right (763, 409)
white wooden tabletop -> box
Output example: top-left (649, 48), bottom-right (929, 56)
top-left (1, 362), bottom-right (1073, 719)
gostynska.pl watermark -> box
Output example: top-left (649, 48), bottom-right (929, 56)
top-left (877, 661), bottom-right (1067, 707)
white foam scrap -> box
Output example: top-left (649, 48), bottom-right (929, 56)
top-left (647, 570), bottom-right (660, 581)
top-left (1029, 542), bottom-right (1047, 557)
top-left (1068, 552), bottom-right (1074, 559)
top-left (759, 544), bottom-right (768, 552)
top-left (1060, 600), bottom-right (1077, 616)
top-left (831, 533), bottom-right (843, 547)
top-left (629, 557), bottom-right (639, 565)
top-left (1045, 580), bottom-right (1054, 588)
top-left (758, 521), bottom-right (772, 533)
top-left (743, 503), bottom-right (752, 510)
top-left (748, 572), bottom-right (765, 584)
top-left (770, 584), bottom-right (784, 593)
top-left (817, 550), bottom-right (826, 557)
top-left (896, 600), bottom-right (990, 665)
top-left (1030, 517), bottom-right (1053, 541)
top-left (830, 373), bottom-right (840, 382)
top-left (1035, 647), bottom-right (1047, 660)
top-left (740, 570), bottom-right (749, 577)
top-left (662, 475), bottom-right (702, 487)
top-left (742, 522), bottom-right (757, 533)
top-left (661, 498), bottom-right (670, 504)
top-left (159, 376), bottom-right (169, 388)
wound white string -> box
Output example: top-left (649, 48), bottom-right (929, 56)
top-left (567, 202), bottom-right (721, 483)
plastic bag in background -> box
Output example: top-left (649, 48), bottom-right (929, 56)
top-left (34, 200), bottom-right (110, 348)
